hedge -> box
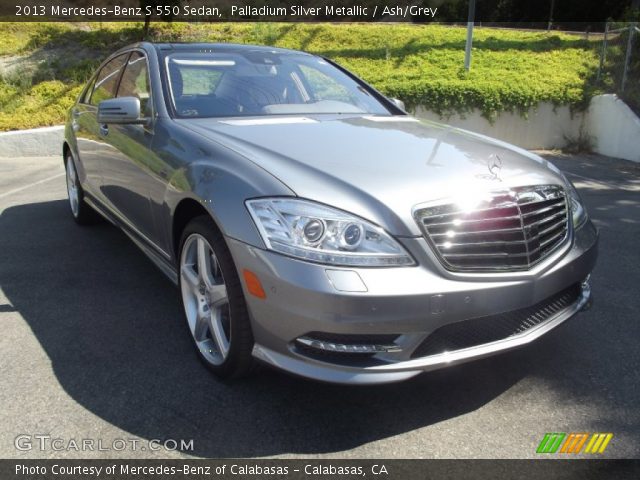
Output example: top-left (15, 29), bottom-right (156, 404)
top-left (0, 22), bottom-right (601, 131)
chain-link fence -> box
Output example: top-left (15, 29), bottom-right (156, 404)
top-left (597, 22), bottom-right (640, 115)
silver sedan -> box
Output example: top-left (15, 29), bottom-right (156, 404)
top-left (63, 42), bottom-right (598, 384)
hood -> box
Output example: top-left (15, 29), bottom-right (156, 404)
top-left (179, 115), bottom-right (565, 236)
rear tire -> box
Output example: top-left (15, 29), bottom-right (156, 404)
top-left (178, 216), bottom-right (255, 379)
top-left (65, 153), bottom-right (100, 225)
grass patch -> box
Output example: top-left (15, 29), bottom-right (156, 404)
top-left (0, 22), bottom-right (603, 131)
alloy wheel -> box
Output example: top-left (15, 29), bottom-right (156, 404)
top-left (180, 234), bottom-right (231, 366)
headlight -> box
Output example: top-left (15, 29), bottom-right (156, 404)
top-left (565, 179), bottom-right (588, 228)
top-left (245, 198), bottom-right (415, 267)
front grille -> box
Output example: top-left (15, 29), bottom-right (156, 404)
top-left (410, 283), bottom-right (582, 359)
top-left (415, 185), bottom-right (569, 272)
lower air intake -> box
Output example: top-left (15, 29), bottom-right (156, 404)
top-left (411, 283), bottom-right (582, 359)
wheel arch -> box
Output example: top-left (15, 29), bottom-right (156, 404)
top-left (171, 198), bottom-right (223, 260)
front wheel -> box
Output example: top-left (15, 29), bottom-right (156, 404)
top-left (178, 216), bottom-right (255, 379)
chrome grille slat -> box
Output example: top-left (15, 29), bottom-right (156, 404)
top-left (539, 234), bottom-right (562, 250)
top-left (524, 210), bottom-right (566, 226)
top-left (443, 251), bottom-right (529, 259)
top-left (521, 203), bottom-right (564, 219)
top-left (435, 239), bottom-right (528, 248)
top-left (424, 214), bottom-right (522, 228)
top-left (537, 217), bottom-right (568, 238)
top-left (429, 226), bottom-right (524, 237)
top-left (422, 205), bottom-right (519, 222)
top-left (415, 185), bottom-right (569, 272)
top-left (443, 240), bottom-right (554, 258)
top-left (518, 194), bottom-right (564, 208)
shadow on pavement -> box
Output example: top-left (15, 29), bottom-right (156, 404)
top-left (0, 199), bottom-right (534, 457)
top-left (532, 155), bottom-right (640, 447)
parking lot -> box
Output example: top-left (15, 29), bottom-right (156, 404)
top-left (0, 152), bottom-right (638, 459)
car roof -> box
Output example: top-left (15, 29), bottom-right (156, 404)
top-left (140, 42), bottom-right (310, 56)
top-left (107, 42), bottom-right (314, 63)
top-left (160, 42), bottom-right (306, 54)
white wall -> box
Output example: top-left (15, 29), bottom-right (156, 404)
top-left (0, 126), bottom-right (63, 157)
top-left (587, 94), bottom-right (640, 163)
top-left (415, 95), bottom-right (640, 163)
top-left (414, 103), bottom-right (586, 150)
top-left (1, 96), bottom-right (638, 162)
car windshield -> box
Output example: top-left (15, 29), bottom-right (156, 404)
top-left (164, 51), bottom-right (392, 118)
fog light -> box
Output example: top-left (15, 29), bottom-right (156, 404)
top-left (297, 336), bottom-right (401, 354)
top-left (581, 275), bottom-right (593, 311)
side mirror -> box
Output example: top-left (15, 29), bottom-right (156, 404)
top-left (98, 97), bottom-right (147, 125)
top-left (389, 97), bottom-right (406, 111)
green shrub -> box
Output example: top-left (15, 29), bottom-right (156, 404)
top-left (0, 22), bottom-right (601, 131)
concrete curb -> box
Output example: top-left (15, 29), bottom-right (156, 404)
top-left (0, 126), bottom-right (63, 158)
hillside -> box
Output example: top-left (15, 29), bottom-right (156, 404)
top-left (0, 22), bottom-right (601, 131)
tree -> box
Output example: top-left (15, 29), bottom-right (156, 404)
top-left (139, 0), bottom-right (183, 40)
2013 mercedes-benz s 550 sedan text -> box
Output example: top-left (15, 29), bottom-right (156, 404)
top-left (63, 42), bottom-right (598, 384)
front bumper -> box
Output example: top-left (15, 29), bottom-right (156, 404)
top-left (227, 220), bottom-right (598, 384)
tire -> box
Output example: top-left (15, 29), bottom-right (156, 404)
top-left (178, 215), bottom-right (255, 379)
top-left (64, 153), bottom-right (100, 225)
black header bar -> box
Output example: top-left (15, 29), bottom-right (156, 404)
top-left (2, 459), bottom-right (640, 480)
top-left (2, 1), bottom-right (632, 23)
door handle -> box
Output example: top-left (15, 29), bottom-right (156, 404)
top-left (99, 124), bottom-right (109, 136)
top-left (72, 110), bottom-right (80, 119)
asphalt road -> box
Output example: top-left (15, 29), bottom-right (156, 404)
top-left (0, 152), bottom-right (638, 459)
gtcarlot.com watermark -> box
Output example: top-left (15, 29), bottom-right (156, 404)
top-left (15, 434), bottom-right (194, 453)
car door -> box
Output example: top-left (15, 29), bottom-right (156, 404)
top-left (73, 53), bottom-right (129, 201)
top-left (99, 50), bottom-right (167, 252)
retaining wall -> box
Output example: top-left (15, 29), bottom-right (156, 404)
top-left (1, 95), bottom-right (638, 162)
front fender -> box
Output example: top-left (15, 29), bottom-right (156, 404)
top-left (152, 119), bottom-right (294, 257)
top-left (164, 158), bottom-right (294, 252)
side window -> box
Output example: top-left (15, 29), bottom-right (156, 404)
top-left (90, 54), bottom-right (128, 106)
top-left (117, 51), bottom-right (152, 115)
top-left (80, 76), bottom-right (96, 104)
